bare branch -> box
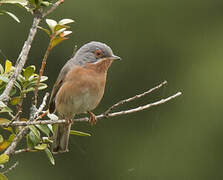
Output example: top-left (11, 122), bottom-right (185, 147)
top-left (1, 1), bottom-right (65, 156)
top-left (0, 91), bottom-right (182, 127)
top-left (13, 149), bottom-right (36, 155)
top-left (2, 161), bottom-right (19, 175)
top-left (42, 0), bottom-right (64, 18)
top-left (4, 127), bottom-right (29, 155)
top-left (0, 15), bottom-right (41, 102)
top-left (0, 0), bottom-right (64, 103)
top-left (34, 92), bottom-right (49, 118)
top-left (104, 80), bottom-right (167, 115)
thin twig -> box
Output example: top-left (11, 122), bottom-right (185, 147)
top-left (2, 0), bottom-right (65, 156)
top-left (42, 0), bottom-right (64, 18)
top-left (33, 40), bottom-right (52, 105)
top-left (13, 149), bottom-right (36, 155)
top-left (104, 80), bottom-right (167, 115)
top-left (2, 161), bottom-right (19, 175)
top-left (35, 92), bottom-right (49, 117)
top-left (0, 91), bottom-right (182, 127)
top-left (0, 15), bottom-right (41, 102)
top-left (0, 0), bottom-right (64, 103)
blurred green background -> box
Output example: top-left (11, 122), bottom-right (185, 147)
top-left (1, 0), bottom-right (223, 179)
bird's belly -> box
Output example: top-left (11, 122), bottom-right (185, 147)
top-left (56, 84), bottom-right (104, 118)
top-left (70, 90), bottom-right (100, 113)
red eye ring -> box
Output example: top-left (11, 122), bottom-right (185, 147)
top-left (94, 49), bottom-right (103, 57)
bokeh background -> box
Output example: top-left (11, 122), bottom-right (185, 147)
top-left (1, 0), bottom-right (223, 179)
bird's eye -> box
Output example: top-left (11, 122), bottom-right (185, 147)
top-left (94, 49), bottom-right (103, 58)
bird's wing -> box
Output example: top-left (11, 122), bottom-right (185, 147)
top-left (48, 60), bottom-right (75, 113)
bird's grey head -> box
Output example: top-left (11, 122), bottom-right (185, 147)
top-left (72, 41), bottom-right (121, 66)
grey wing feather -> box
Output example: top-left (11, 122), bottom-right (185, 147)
top-left (48, 60), bottom-right (75, 113)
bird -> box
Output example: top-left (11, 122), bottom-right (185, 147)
top-left (48, 41), bottom-right (121, 153)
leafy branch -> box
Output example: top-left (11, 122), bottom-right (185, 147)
top-left (0, 0), bottom-right (182, 179)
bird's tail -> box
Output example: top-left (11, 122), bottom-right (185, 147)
top-left (52, 123), bottom-right (71, 154)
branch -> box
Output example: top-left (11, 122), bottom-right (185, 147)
top-left (42, 0), bottom-right (64, 18)
top-left (2, 161), bottom-right (19, 175)
top-left (104, 80), bottom-right (167, 115)
top-left (0, 0), bottom-right (64, 103)
top-left (0, 15), bottom-right (41, 102)
top-left (1, 1), bottom-right (64, 156)
top-left (0, 90), bottom-right (182, 127)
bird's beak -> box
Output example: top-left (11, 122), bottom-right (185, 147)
top-left (109, 54), bottom-right (121, 60)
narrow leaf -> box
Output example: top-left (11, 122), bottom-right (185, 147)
top-left (45, 148), bottom-right (55, 165)
top-left (4, 11), bottom-right (20, 23)
top-left (29, 125), bottom-right (41, 139)
top-left (0, 118), bottom-right (10, 124)
top-left (0, 154), bottom-right (9, 164)
top-left (46, 19), bottom-right (57, 33)
top-left (70, 130), bottom-right (91, 137)
top-left (0, 173), bottom-right (8, 180)
top-left (34, 143), bottom-right (47, 150)
top-left (58, 19), bottom-right (74, 25)
top-left (4, 60), bottom-right (12, 73)
top-left (61, 31), bottom-right (72, 37)
top-left (36, 125), bottom-right (50, 136)
top-left (10, 96), bottom-right (21, 105)
top-left (37, 26), bottom-right (50, 35)
top-left (50, 37), bottom-right (67, 48)
top-left (0, 0), bottom-right (28, 6)
top-left (0, 102), bottom-right (7, 109)
top-left (0, 64), bottom-right (4, 74)
top-left (24, 65), bottom-right (35, 80)
top-left (0, 135), bottom-right (3, 144)
top-left (0, 75), bottom-right (9, 83)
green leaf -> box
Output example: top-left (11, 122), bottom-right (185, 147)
top-left (8, 134), bottom-right (16, 142)
top-left (54, 24), bottom-right (69, 32)
top-left (36, 124), bottom-right (50, 137)
top-left (28, 131), bottom-right (40, 146)
top-left (45, 148), bottom-right (55, 165)
top-left (17, 74), bottom-right (25, 83)
top-left (9, 87), bottom-right (16, 96)
top-left (10, 96), bottom-right (21, 105)
top-left (4, 60), bottom-right (12, 73)
top-left (50, 37), bottom-right (67, 48)
top-left (2, 11), bottom-right (20, 23)
top-left (42, 137), bottom-right (53, 143)
top-left (40, 76), bottom-right (48, 82)
top-left (0, 102), bottom-right (7, 109)
top-left (37, 26), bottom-right (50, 35)
top-left (55, 28), bottom-right (66, 36)
top-left (0, 154), bottom-right (9, 164)
top-left (0, 135), bottom-right (4, 144)
top-left (41, 1), bottom-right (50, 6)
top-left (0, 64), bottom-right (4, 74)
top-left (0, 0), bottom-right (28, 6)
top-left (0, 118), bottom-right (9, 124)
top-left (58, 19), bottom-right (74, 25)
top-left (24, 65), bottom-right (35, 80)
top-left (61, 31), bottom-right (72, 37)
top-left (38, 83), bottom-right (47, 90)
top-left (70, 130), bottom-right (91, 137)
top-left (0, 75), bottom-right (9, 83)
top-left (46, 19), bottom-right (57, 33)
top-left (0, 173), bottom-right (8, 180)
top-left (34, 143), bottom-right (47, 150)
top-left (0, 106), bottom-right (13, 113)
top-left (26, 134), bottom-right (34, 149)
top-left (29, 125), bottom-right (41, 140)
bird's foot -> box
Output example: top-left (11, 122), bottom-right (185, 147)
top-left (65, 118), bottom-right (73, 125)
top-left (88, 111), bottom-right (97, 125)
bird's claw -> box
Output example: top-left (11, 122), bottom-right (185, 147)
top-left (88, 111), bottom-right (97, 125)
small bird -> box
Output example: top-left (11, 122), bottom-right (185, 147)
top-left (48, 41), bottom-right (121, 153)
